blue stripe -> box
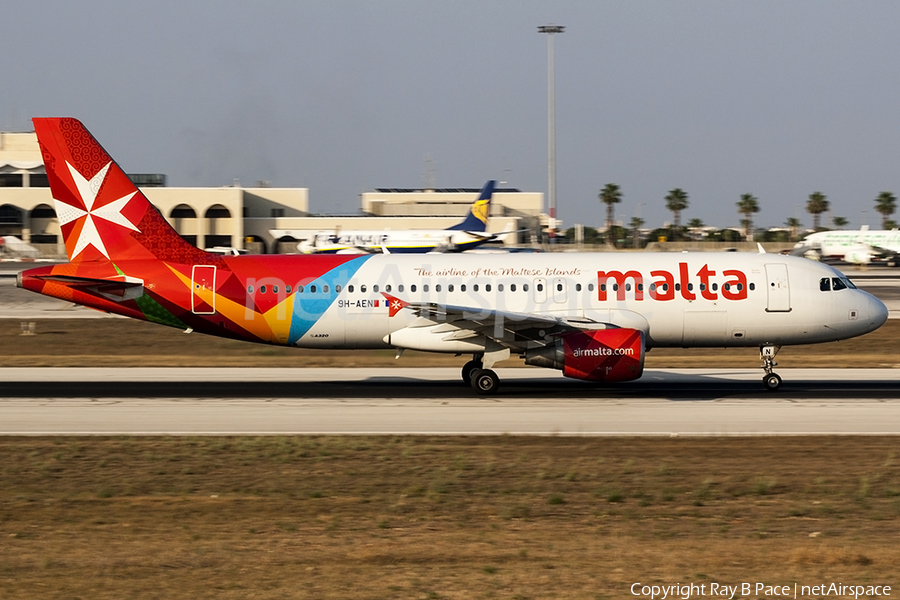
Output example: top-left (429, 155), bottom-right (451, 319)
top-left (288, 256), bottom-right (370, 344)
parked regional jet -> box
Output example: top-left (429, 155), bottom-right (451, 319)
top-left (793, 226), bottom-right (900, 265)
top-left (17, 119), bottom-right (888, 394)
top-left (279, 180), bottom-right (503, 254)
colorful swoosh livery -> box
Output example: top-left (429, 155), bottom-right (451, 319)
top-left (18, 118), bottom-right (889, 394)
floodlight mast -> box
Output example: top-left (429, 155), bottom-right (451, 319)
top-left (538, 24), bottom-right (564, 242)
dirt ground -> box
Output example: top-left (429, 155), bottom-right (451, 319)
top-left (1, 436), bottom-right (898, 599)
top-left (1, 320), bottom-right (898, 598)
top-left (1, 317), bottom-right (898, 369)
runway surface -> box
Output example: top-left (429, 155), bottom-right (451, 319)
top-left (3, 367), bottom-right (900, 435)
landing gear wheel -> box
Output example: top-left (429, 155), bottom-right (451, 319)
top-left (759, 344), bottom-right (782, 392)
top-left (461, 359), bottom-right (483, 385)
top-left (470, 368), bottom-right (500, 395)
top-left (763, 372), bottom-right (782, 392)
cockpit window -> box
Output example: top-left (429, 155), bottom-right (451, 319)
top-left (844, 278), bottom-right (857, 289)
top-left (831, 277), bottom-right (847, 291)
top-left (820, 278), bottom-right (831, 292)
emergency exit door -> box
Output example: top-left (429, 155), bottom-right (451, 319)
top-left (191, 265), bottom-right (217, 314)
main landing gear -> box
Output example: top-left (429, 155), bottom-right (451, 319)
top-left (760, 345), bottom-right (782, 391)
top-left (462, 353), bottom-right (500, 395)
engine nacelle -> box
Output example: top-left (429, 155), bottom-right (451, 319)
top-left (524, 328), bottom-right (645, 382)
top-left (843, 246), bottom-right (872, 265)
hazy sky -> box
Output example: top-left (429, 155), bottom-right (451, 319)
top-left (4, 1), bottom-right (900, 230)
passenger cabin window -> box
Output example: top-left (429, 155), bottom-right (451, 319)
top-left (247, 285), bottom-right (254, 294)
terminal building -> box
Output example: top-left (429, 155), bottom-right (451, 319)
top-left (0, 130), bottom-right (545, 257)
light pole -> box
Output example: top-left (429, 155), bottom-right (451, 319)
top-left (538, 24), bottom-right (564, 242)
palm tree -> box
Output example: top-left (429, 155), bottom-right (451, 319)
top-left (806, 192), bottom-right (829, 231)
top-left (599, 183), bottom-right (622, 246)
top-left (785, 217), bottom-right (801, 242)
top-left (875, 191), bottom-right (896, 229)
top-left (832, 216), bottom-right (848, 230)
top-left (736, 193), bottom-right (760, 241)
top-left (665, 188), bottom-right (689, 241)
top-left (629, 216), bottom-right (644, 249)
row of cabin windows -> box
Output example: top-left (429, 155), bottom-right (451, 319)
top-left (598, 282), bottom-right (753, 292)
top-left (247, 280), bottom-right (754, 295)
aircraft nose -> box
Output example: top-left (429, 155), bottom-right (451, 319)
top-left (866, 292), bottom-right (889, 332)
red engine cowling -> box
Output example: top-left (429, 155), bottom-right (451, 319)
top-left (524, 328), bottom-right (645, 382)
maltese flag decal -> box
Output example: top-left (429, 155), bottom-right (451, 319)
top-left (382, 293), bottom-right (409, 317)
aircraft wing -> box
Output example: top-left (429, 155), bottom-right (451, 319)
top-left (462, 231), bottom-right (499, 241)
top-left (382, 293), bottom-right (622, 353)
top-left (866, 243), bottom-right (898, 258)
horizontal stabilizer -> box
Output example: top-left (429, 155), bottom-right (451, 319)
top-left (34, 274), bottom-right (144, 302)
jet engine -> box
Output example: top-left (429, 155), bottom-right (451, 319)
top-left (524, 328), bottom-right (645, 382)
top-left (842, 245), bottom-right (873, 265)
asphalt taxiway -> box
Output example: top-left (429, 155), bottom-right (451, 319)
top-left (3, 367), bottom-right (900, 435)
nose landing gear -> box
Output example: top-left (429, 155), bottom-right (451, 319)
top-left (760, 345), bottom-right (782, 391)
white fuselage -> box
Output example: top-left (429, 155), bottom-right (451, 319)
top-left (283, 252), bottom-right (886, 351)
top-left (795, 229), bottom-right (900, 263)
top-left (299, 229), bottom-right (485, 254)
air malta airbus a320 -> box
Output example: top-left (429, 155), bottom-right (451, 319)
top-left (18, 118), bottom-right (888, 394)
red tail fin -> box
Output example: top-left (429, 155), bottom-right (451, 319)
top-left (33, 117), bottom-right (209, 264)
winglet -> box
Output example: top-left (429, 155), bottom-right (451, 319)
top-left (757, 243), bottom-right (766, 254)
